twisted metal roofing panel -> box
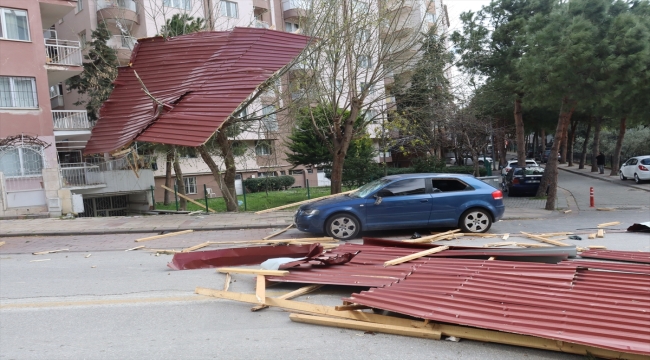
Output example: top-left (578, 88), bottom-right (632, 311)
top-left (579, 249), bottom-right (650, 264)
top-left (84, 28), bottom-right (310, 154)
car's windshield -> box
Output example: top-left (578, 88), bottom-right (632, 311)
top-left (514, 167), bottom-right (545, 175)
top-left (350, 178), bottom-right (392, 198)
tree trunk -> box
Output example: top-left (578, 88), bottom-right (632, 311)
top-left (198, 144), bottom-right (238, 212)
top-left (215, 126), bottom-right (238, 211)
top-left (567, 119), bottom-right (578, 167)
top-left (172, 147), bottom-right (187, 211)
top-left (330, 151), bottom-right (345, 194)
top-left (163, 151), bottom-right (172, 205)
top-left (578, 118), bottom-right (592, 169)
top-left (538, 98), bottom-right (574, 211)
top-left (559, 119), bottom-right (569, 164)
top-left (532, 131), bottom-right (537, 160)
top-left (540, 129), bottom-right (545, 151)
top-left (514, 97), bottom-right (526, 167)
top-left (590, 117), bottom-right (602, 172)
top-left (609, 117), bottom-right (626, 176)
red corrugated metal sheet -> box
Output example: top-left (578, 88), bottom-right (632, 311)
top-left (579, 249), bottom-right (650, 264)
top-left (344, 258), bottom-right (650, 355)
top-left (565, 259), bottom-right (650, 275)
top-left (84, 28), bottom-right (311, 154)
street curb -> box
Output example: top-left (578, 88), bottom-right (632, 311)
top-left (558, 167), bottom-right (650, 193)
top-left (0, 224), bottom-right (291, 238)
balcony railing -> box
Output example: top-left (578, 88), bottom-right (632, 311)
top-left (97, 0), bottom-right (138, 12)
top-left (52, 110), bottom-right (91, 130)
top-left (254, 20), bottom-right (271, 29)
top-left (60, 163), bottom-right (105, 188)
top-left (45, 38), bottom-right (82, 66)
top-left (282, 0), bottom-right (308, 11)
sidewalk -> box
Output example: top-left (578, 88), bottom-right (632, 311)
top-left (0, 205), bottom-right (560, 237)
top-left (558, 164), bottom-right (650, 192)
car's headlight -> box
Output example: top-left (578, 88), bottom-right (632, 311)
top-left (303, 209), bottom-right (320, 216)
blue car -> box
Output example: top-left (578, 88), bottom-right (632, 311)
top-left (295, 174), bottom-right (505, 240)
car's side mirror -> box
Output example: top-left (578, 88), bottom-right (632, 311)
top-left (373, 194), bottom-right (383, 205)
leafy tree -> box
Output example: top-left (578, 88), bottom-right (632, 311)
top-left (67, 22), bottom-right (118, 121)
top-left (159, 14), bottom-right (205, 37)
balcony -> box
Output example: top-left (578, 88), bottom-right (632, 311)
top-left (282, 0), bottom-right (308, 19)
top-left (60, 163), bottom-right (106, 189)
top-left (106, 35), bottom-right (137, 64)
top-left (97, 0), bottom-right (139, 26)
top-left (44, 32), bottom-right (83, 85)
top-left (52, 110), bottom-right (92, 130)
top-left (253, 20), bottom-right (271, 29)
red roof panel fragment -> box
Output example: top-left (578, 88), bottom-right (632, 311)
top-left (579, 249), bottom-right (650, 264)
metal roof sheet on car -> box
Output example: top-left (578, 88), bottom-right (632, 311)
top-left (84, 28), bottom-right (311, 154)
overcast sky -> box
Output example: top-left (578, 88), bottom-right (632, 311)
top-left (445, 0), bottom-right (491, 33)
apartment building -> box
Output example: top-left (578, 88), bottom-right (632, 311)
top-left (46, 0), bottom-right (450, 206)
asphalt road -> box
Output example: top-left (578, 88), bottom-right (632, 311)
top-left (1, 170), bottom-right (649, 360)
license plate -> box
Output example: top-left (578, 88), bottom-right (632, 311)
top-left (528, 180), bottom-right (540, 183)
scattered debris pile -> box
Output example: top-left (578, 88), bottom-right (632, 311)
top-left (194, 238), bottom-right (650, 360)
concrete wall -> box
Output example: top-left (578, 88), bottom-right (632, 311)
top-left (73, 169), bottom-right (154, 195)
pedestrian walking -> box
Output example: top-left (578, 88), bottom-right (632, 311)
top-left (596, 152), bottom-right (605, 174)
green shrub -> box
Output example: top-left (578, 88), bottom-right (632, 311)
top-left (412, 156), bottom-right (447, 173)
top-left (243, 175), bottom-right (296, 193)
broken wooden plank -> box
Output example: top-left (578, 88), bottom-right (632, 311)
top-left (596, 207), bottom-right (615, 211)
top-left (84, 254), bottom-right (92, 258)
top-left (335, 304), bottom-right (370, 311)
top-left (483, 242), bottom-right (517, 248)
top-left (135, 230), bottom-right (193, 242)
top-left (520, 232), bottom-right (570, 247)
top-left (32, 249), bottom-right (68, 255)
top-left (223, 273), bottom-right (231, 292)
top-left (0, 241), bottom-right (5, 247)
top-left (251, 284), bottom-right (323, 312)
top-left (588, 245), bottom-right (607, 250)
top-left (596, 229), bottom-right (605, 238)
top-left (263, 223), bottom-right (294, 240)
top-left (502, 234), bottom-right (510, 240)
top-left (384, 246), bottom-right (449, 267)
top-left (461, 233), bottom-right (498, 238)
top-left (487, 257), bottom-right (496, 261)
top-left (597, 221), bottom-right (620, 228)
top-left (255, 190), bottom-right (357, 214)
top-left (290, 313), bottom-right (441, 340)
top-left (537, 232), bottom-right (574, 237)
top-left (216, 268), bottom-right (289, 276)
top-left (152, 249), bottom-right (180, 255)
top-left (588, 233), bottom-right (597, 239)
top-left (161, 184), bottom-right (216, 212)
top-left (181, 242), bottom-right (210, 253)
top-left (255, 275), bottom-right (266, 304)
top-left (515, 243), bottom-right (551, 248)
top-left (29, 259), bottom-right (51, 262)
top-left (403, 230), bottom-right (461, 243)
top-left (125, 245), bottom-right (145, 251)
top-left (563, 209), bottom-right (572, 214)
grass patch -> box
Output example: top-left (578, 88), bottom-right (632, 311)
top-left (155, 186), bottom-right (351, 212)
top-left (531, 196), bottom-right (547, 200)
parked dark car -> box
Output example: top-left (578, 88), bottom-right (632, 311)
top-left (294, 174), bottom-right (505, 240)
top-left (505, 166), bottom-right (545, 196)
top-left (541, 150), bottom-right (560, 163)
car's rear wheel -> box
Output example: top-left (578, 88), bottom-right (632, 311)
top-left (459, 208), bottom-right (492, 233)
top-left (325, 214), bottom-right (360, 240)
top-left (620, 171), bottom-right (627, 180)
top-left (634, 173), bottom-right (642, 184)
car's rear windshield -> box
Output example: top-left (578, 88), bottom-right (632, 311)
top-left (641, 158), bottom-right (650, 165)
top-left (514, 167), bottom-right (545, 175)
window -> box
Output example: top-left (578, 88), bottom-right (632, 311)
top-left (255, 141), bottom-right (273, 156)
top-left (335, 79), bottom-right (343, 92)
top-left (257, 171), bottom-right (277, 177)
top-left (357, 29), bottom-right (370, 42)
top-left (0, 76), bottom-right (38, 108)
top-left (76, 0), bottom-right (84, 13)
top-left (285, 22), bottom-right (299, 33)
top-left (365, 109), bottom-right (377, 123)
top-left (360, 82), bottom-right (375, 95)
top-left (380, 179), bottom-right (426, 197)
top-left (220, 1), bottom-right (238, 18)
top-left (0, 8), bottom-right (30, 41)
top-left (431, 179), bottom-right (471, 192)
top-left (78, 30), bottom-right (87, 48)
top-left (425, 12), bottom-right (436, 23)
top-left (163, 0), bottom-right (192, 10)
top-left (261, 105), bottom-right (278, 131)
top-left (307, 168), bottom-right (313, 174)
top-left (280, 171), bottom-right (286, 175)
top-left (290, 169), bottom-right (304, 175)
top-left (0, 146), bottom-right (44, 177)
top-left (359, 55), bottom-right (372, 69)
top-left (183, 177), bottom-right (197, 194)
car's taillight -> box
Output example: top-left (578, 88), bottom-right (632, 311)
top-left (492, 190), bottom-right (503, 200)
top-left (512, 178), bottom-right (520, 184)
top-left (639, 165), bottom-right (649, 171)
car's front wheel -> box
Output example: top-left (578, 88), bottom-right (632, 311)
top-left (620, 171), bottom-right (627, 180)
top-left (459, 208), bottom-right (492, 233)
top-left (325, 214), bottom-right (360, 240)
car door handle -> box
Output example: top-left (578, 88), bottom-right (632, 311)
top-left (420, 199), bottom-right (429, 202)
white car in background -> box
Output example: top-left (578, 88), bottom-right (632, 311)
top-left (619, 155), bottom-right (650, 184)
top-left (501, 159), bottom-right (539, 176)
top-left (451, 156), bottom-right (493, 166)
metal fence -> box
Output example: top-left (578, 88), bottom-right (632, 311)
top-left (60, 163), bottom-right (105, 188)
top-left (52, 110), bottom-right (91, 130)
top-left (570, 152), bottom-right (631, 170)
top-left (85, 155), bottom-right (157, 171)
top-left (44, 39), bottom-right (82, 66)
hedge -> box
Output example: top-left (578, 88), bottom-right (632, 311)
top-left (243, 175), bottom-right (296, 193)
